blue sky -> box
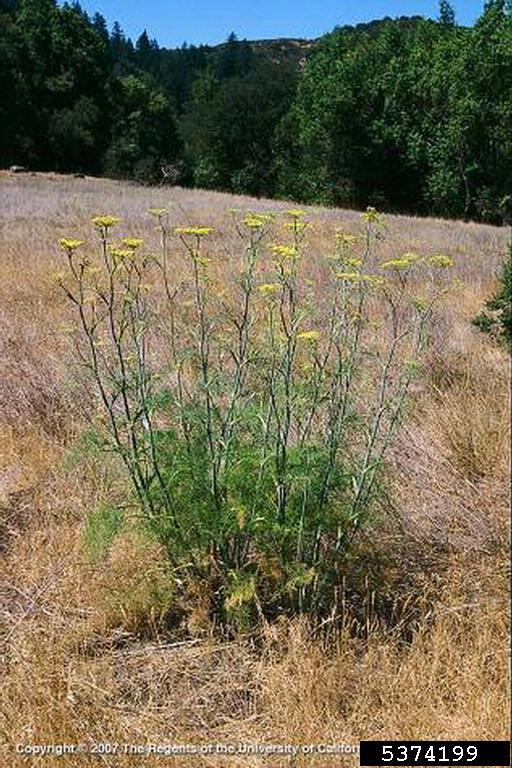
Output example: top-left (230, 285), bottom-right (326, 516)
top-left (74, 0), bottom-right (486, 47)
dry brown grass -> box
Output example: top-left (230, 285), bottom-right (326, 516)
top-left (0, 172), bottom-right (510, 766)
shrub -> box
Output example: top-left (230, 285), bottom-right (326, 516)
top-left (56, 209), bottom-right (454, 629)
top-left (472, 239), bottom-right (512, 349)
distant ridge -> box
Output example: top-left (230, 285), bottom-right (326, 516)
top-left (210, 17), bottom-right (429, 68)
top-left (209, 36), bottom-right (317, 68)
top-left (245, 38), bottom-right (317, 67)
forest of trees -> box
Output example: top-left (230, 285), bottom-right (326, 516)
top-left (1, 0), bottom-right (511, 222)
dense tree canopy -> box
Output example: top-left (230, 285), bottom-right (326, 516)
top-left (276, 6), bottom-right (512, 221)
top-left (181, 58), bottom-right (297, 194)
top-left (0, 0), bottom-right (510, 222)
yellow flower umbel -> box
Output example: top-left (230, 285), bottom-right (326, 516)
top-left (412, 296), bottom-right (429, 313)
top-left (258, 283), bottom-right (281, 296)
top-left (429, 254), bottom-right (454, 269)
top-left (148, 207), bottom-right (168, 219)
top-left (175, 226), bottom-right (213, 237)
top-left (364, 275), bottom-right (386, 288)
top-left (381, 257), bottom-right (413, 271)
top-left (343, 257), bottom-right (363, 269)
top-left (285, 209), bottom-right (306, 218)
top-left (92, 215), bottom-right (120, 231)
top-left (270, 244), bottom-right (299, 260)
top-left (362, 206), bottom-right (381, 224)
top-left (335, 271), bottom-right (364, 281)
top-left (122, 237), bottom-right (144, 250)
top-left (330, 230), bottom-right (358, 265)
top-left (244, 215), bottom-right (267, 229)
top-left (284, 220), bottom-right (307, 232)
top-left (297, 330), bottom-right (320, 342)
top-left (335, 231), bottom-right (358, 247)
top-left (59, 238), bottom-right (85, 253)
top-left (285, 209), bottom-right (308, 237)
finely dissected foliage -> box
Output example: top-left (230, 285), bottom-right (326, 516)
top-left (473, 236), bottom-right (512, 347)
top-left (57, 207), bottom-right (456, 627)
top-left (83, 502), bottom-right (124, 562)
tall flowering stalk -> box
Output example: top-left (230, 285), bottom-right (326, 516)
top-left (58, 207), bottom-right (455, 626)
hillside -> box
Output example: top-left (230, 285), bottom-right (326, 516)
top-left (1, 1), bottom-right (510, 222)
top-left (245, 37), bottom-right (317, 66)
top-left (214, 15), bottom-right (431, 67)
top-left (1, 174), bottom-right (510, 764)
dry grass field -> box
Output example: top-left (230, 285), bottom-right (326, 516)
top-left (0, 172), bottom-right (510, 767)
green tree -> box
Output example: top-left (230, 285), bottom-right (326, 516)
top-left (277, 19), bottom-right (431, 208)
top-left (181, 60), bottom-right (297, 195)
top-left (0, 2), bottom-right (509, 221)
top-left (439, 0), bottom-right (456, 26)
top-left (0, 2), bottom-right (20, 165)
top-left (7, 0), bottom-right (110, 171)
top-left (276, 11), bottom-right (511, 222)
top-left (136, 29), bottom-right (159, 74)
top-left (103, 74), bottom-right (180, 182)
top-left (214, 31), bottom-right (255, 79)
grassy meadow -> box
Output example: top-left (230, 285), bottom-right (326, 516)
top-left (0, 171), bottom-right (510, 766)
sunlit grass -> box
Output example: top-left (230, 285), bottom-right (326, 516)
top-left (0, 172), bottom-right (509, 765)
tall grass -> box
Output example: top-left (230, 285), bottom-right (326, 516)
top-left (0, 175), bottom-right (509, 765)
